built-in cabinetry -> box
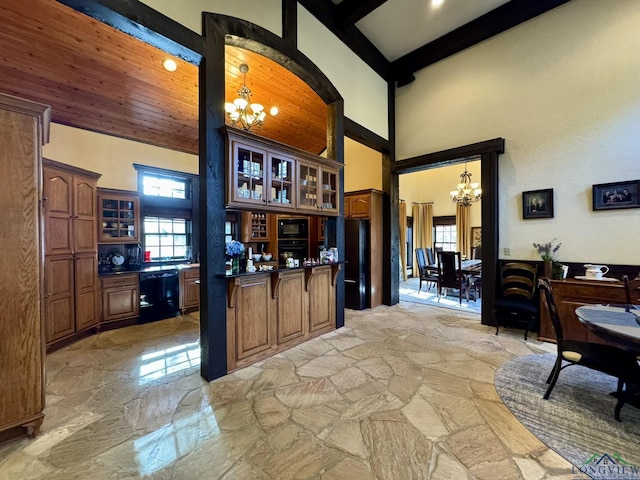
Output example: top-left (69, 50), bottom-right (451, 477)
top-left (226, 264), bottom-right (340, 371)
top-left (539, 278), bottom-right (627, 345)
top-left (179, 266), bottom-right (200, 314)
top-left (101, 274), bottom-right (139, 326)
top-left (97, 188), bottom-right (140, 243)
top-left (0, 93), bottom-right (50, 439)
top-left (344, 189), bottom-right (383, 308)
top-left (42, 159), bottom-right (101, 350)
top-left (226, 127), bottom-right (340, 216)
top-left (240, 211), bottom-right (270, 242)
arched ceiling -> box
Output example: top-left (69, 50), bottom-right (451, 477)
top-left (0, 0), bottom-right (327, 156)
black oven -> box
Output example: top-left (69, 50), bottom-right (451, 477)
top-left (278, 239), bottom-right (309, 265)
top-left (278, 218), bottom-right (308, 239)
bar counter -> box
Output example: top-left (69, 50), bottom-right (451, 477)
top-left (224, 262), bottom-right (343, 371)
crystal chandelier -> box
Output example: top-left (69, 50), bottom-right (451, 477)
top-left (225, 63), bottom-right (277, 131)
top-left (450, 163), bottom-right (482, 206)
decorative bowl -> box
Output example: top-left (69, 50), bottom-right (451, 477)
top-left (262, 253), bottom-right (272, 261)
top-left (252, 254), bottom-right (262, 262)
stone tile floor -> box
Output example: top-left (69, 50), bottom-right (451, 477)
top-left (0, 303), bottom-right (573, 479)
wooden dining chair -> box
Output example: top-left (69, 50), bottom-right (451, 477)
top-left (415, 248), bottom-right (438, 292)
top-left (623, 274), bottom-right (640, 311)
top-left (538, 278), bottom-right (640, 421)
top-left (493, 262), bottom-right (538, 340)
top-left (436, 251), bottom-right (464, 305)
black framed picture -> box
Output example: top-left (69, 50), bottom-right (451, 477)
top-left (522, 188), bottom-right (554, 219)
top-left (592, 180), bottom-right (640, 211)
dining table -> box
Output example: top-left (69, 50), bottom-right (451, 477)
top-left (575, 305), bottom-right (640, 412)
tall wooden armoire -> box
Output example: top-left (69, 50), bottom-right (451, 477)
top-left (0, 93), bottom-right (50, 439)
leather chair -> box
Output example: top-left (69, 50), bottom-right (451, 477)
top-left (493, 262), bottom-right (538, 340)
top-left (539, 278), bottom-right (640, 421)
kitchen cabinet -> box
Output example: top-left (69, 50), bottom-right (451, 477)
top-left (275, 270), bottom-right (308, 345)
top-left (97, 188), bottom-right (140, 243)
top-left (180, 266), bottom-right (200, 314)
top-left (101, 274), bottom-right (140, 324)
top-left (307, 266), bottom-right (336, 332)
top-left (225, 127), bottom-right (341, 216)
top-left (241, 211), bottom-right (270, 242)
top-left (43, 159), bottom-right (101, 349)
top-left (0, 93), bottom-right (49, 439)
top-left (297, 161), bottom-right (339, 215)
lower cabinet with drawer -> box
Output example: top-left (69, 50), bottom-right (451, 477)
top-left (101, 273), bottom-right (139, 328)
top-left (179, 267), bottom-right (200, 314)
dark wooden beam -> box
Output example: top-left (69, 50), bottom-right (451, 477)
top-left (282, 0), bottom-right (297, 47)
top-left (344, 117), bottom-right (390, 154)
top-left (199, 15), bottom-right (228, 381)
top-left (57, 0), bottom-right (204, 63)
top-left (336, 0), bottom-right (388, 25)
top-left (297, 0), bottom-right (391, 80)
top-left (391, 0), bottom-right (572, 82)
top-left (393, 138), bottom-right (505, 174)
top-left (383, 81), bottom-right (399, 306)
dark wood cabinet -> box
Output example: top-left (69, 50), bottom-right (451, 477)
top-left (276, 270), bottom-right (308, 344)
top-left (539, 278), bottom-right (627, 345)
top-left (240, 212), bottom-right (270, 242)
top-left (0, 93), bottom-right (50, 439)
top-left (101, 274), bottom-right (139, 323)
top-left (42, 159), bottom-right (100, 349)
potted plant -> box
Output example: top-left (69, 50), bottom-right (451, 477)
top-left (533, 238), bottom-right (562, 279)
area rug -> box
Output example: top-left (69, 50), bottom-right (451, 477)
top-left (399, 277), bottom-right (481, 314)
top-left (495, 353), bottom-right (640, 475)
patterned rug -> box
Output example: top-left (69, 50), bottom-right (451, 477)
top-left (495, 354), bottom-right (640, 476)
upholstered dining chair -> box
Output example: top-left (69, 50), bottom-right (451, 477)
top-left (538, 278), bottom-right (640, 422)
top-left (436, 251), bottom-right (464, 305)
top-left (493, 262), bottom-right (538, 340)
top-left (415, 248), bottom-right (438, 292)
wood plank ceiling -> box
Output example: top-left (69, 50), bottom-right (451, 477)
top-left (0, 0), bottom-right (327, 156)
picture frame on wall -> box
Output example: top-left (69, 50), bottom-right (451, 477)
top-left (471, 227), bottom-right (481, 247)
top-left (592, 180), bottom-right (640, 211)
top-left (522, 188), bottom-right (554, 219)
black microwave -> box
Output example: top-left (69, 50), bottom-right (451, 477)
top-left (278, 219), bottom-right (308, 239)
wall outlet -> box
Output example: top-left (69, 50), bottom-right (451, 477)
top-left (504, 247), bottom-right (511, 256)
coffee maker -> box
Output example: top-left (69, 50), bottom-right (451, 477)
top-left (127, 245), bottom-right (142, 270)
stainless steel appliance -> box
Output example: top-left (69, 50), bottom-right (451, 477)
top-left (139, 266), bottom-right (180, 323)
top-left (344, 219), bottom-right (370, 310)
top-left (278, 218), bottom-right (308, 239)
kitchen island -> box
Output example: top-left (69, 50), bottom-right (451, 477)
top-left (223, 263), bottom-right (342, 371)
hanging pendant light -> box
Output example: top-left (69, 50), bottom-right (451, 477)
top-left (225, 63), bottom-right (277, 131)
top-left (450, 162), bottom-right (482, 206)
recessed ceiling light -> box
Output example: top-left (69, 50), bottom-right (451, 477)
top-left (432, 0), bottom-right (444, 7)
top-left (162, 58), bottom-right (177, 72)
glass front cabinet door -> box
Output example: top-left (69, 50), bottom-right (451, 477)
top-left (230, 141), bottom-right (268, 206)
top-left (98, 189), bottom-right (140, 243)
top-left (297, 162), bottom-right (339, 214)
top-left (267, 153), bottom-right (295, 207)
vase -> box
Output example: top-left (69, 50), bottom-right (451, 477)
top-left (543, 260), bottom-right (552, 278)
top-left (232, 256), bottom-right (240, 274)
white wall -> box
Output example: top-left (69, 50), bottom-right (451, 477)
top-left (396, 0), bottom-right (640, 265)
top-left (139, 0), bottom-right (389, 141)
top-left (43, 124), bottom-right (198, 191)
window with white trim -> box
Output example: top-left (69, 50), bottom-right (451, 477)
top-left (434, 216), bottom-right (456, 252)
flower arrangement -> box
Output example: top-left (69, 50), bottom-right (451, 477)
top-left (532, 238), bottom-right (561, 262)
top-left (225, 240), bottom-right (245, 258)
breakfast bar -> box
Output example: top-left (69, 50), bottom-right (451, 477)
top-left (223, 262), bottom-right (342, 371)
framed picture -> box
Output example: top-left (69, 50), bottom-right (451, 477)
top-left (592, 180), bottom-right (640, 211)
top-left (522, 188), bottom-right (554, 219)
top-left (471, 227), bottom-right (481, 247)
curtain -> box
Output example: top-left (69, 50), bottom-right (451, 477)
top-left (413, 204), bottom-right (433, 250)
top-left (456, 203), bottom-right (471, 258)
top-left (399, 201), bottom-right (407, 281)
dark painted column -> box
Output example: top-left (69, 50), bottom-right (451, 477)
top-left (199, 15), bottom-right (228, 380)
top-left (383, 81), bottom-right (399, 305)
top-left (480, 150), bottom-right (499, 326)
top-left (327, 101), bottom-right (345, 328)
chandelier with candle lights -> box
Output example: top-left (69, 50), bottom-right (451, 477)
top-left (225, 63), bottom-right (278, 131)
top-left (450, 163), bottom-right (482, 206)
